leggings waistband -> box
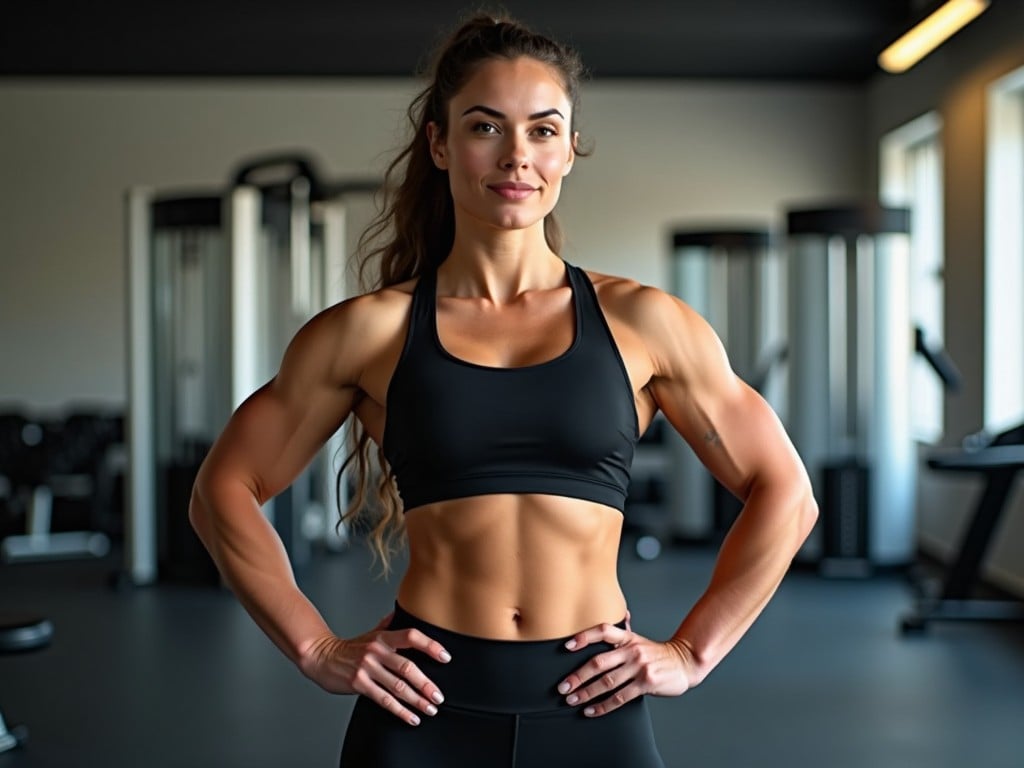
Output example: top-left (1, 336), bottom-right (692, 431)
top-left (387, 601), bottom-right (626, 715)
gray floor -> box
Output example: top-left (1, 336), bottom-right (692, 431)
top-left (2, 535), bottom-right (1023, 768)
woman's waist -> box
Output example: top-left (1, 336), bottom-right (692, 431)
top-left (395, 568), bottom-right (626, 641)
top-left (387, 600), bottom-right (626, 715)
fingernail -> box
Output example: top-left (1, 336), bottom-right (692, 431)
top-left (565, 639), bottom-right (577, 650)
top-left (557, 681), bottom-right (570, 694)
top-left (426, 704), bottom-right (438, 716)
top-left (567, 694), bottom-right (579, 705)
top-left (584, 707), bottom-right (595, 717)
top-left (439, 650), bottom-right (452, 663)
top-left (432, 691), bottom-right (445, 705)
top-left (410, 714), bottom-right (421, 726)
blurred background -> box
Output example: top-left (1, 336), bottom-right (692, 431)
top-left (1, 1), bottom-right (1023, 766)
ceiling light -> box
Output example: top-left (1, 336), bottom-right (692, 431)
top-left (878, 0), bottom-right (990, 74)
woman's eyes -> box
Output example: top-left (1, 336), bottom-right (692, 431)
top-left (469, 122), bottom-right (558, 137)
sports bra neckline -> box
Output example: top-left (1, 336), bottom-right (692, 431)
top-left (425, 261), bottom-right (584, 373)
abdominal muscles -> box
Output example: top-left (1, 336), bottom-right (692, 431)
top-left (397, 493), bottom-right (628, 640)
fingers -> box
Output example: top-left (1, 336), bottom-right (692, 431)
top-left (346, 627), bottom-right (453, 727)
top-left (382, 632), bottom-right (450, 706)
top-left (358, 648), bottom-right (442, 726)
top-left (559, 638), bottom-right (690, 717)
top-left (558, 621), bottom-right (631, 705)
top-left (563, 621), bottom-right (630, 652)
top-left (575, 681), bottom-right (645, 718)
top-left (560, 646), bottom-right (641, 717)
top-left (557, 641), bottom-right (630, 702)
top-left (388, 626), bottom-right (453, 665)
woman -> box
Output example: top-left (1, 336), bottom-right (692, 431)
top-left (189, 12), bottom-right (817, 767)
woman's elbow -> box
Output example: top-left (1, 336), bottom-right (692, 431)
top-left (188, 483), bottom-right (210, 540)
top-left (188, 465), bottom-right (220, 544)
top-left (795, 485), bottom-right (818, 545)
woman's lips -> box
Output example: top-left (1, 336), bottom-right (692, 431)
top-left (489, 182), bottom-right (537, 200)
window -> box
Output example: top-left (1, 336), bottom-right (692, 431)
top-left (880, 112), bottom-right (944, 443)
top-left (985, 66), bottom-right (1024, 432)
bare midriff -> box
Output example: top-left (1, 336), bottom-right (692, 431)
top-left (396, 492), bottom-right (628, 641)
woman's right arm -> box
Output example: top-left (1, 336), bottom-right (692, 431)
top-left (188, 297), bottom-right (449, 724)
top-left (189, 303), bottom-right (360, 666)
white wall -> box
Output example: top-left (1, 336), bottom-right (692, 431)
top-left (0, 77), bottom-right (864, 410)
top-left (0, 79), bottom-right (418, 410)
top-left (560, 81), bottom-right (866, 283)
top-left (867, 0), bottom-right (1024, 595)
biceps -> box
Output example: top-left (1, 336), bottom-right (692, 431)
top-left (654, 377), bottom-right (796, 501)
top-left (199, 379), bottom-right (356, 504)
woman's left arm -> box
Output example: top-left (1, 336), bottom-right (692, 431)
top-left (560, 286), bottom-right (818, 716)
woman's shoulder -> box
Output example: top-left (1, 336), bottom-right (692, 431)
top-left (288, 277), bottom-right (420, 364)
top-left (581, 267), bottom-right (713, 358)
top-left (582, 268), bottom-right (685, 324)
top-left (583, 268), bottom-right (644, 296)
top-left (321, 277), bottom-right (419, 328)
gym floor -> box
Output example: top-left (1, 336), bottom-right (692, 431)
top-left (1, 535), bottom-right (1022, 768)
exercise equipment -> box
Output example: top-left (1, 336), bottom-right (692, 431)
top-left (666, 228), bottom-right (785, 541)
top-left (785, 204), bottom-right (917, 574)
top-left (1, 410), bottom-right (120, 564)
top-left (0, 614), bottom-right (54, 753)
top-left (901, 422), bottom-right (1024, 632)
top-left (124, 153), bottom-right (379, 585)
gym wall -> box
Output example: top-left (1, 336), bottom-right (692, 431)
top-left (0, 78), bottom-right (863, 411)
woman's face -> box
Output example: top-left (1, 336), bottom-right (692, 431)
top-left (428, 56), bottom-right (576, 236)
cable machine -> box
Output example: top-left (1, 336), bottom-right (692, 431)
top-left (785, 204), bottom-right (914, 574)
top-left (124, 154), bottom-right (378, 585)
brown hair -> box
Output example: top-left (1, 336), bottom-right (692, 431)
top-left (338, 10), bottom-right (590, 577)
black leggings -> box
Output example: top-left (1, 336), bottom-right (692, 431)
top-left (338, 602), bottom-right (665, 767)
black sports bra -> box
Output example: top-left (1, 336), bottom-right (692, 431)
top-left (382, 261), bottom-right (639, 513)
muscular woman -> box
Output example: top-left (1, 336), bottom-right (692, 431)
top-left (189, 13), bottom-right (818, 767)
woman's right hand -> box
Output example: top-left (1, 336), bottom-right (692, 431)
top-left (299, 612), bottom-right (452, 726)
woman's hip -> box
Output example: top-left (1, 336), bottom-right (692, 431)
top-left (386, 600), bottom-right (626, 714)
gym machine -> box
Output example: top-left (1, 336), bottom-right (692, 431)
top-left (1, 410), bottom-right (120, 564)
top-left (124, 153), bottom-right (378, 586)
top-left (901, 421), bottom-right (1024, 632)
top-left (784, 204), bottom-right (959, 575)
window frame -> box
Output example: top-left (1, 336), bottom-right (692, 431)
top-left (880, 111), bottom-right (945, 443)
top-left (984, 66), bottom-right (1024, 432)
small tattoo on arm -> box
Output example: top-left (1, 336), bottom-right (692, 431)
top-left (703, 430), bottom-right (721, 447)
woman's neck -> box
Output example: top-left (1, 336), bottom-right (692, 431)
top-left (440, 223), bottom-right (564, 303)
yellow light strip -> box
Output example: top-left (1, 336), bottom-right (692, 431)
top-left (878, 0), bottom-right (990, 73)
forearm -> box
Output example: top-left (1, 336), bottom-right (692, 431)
top-left (670, 482), bottom-right (817, 684)
top-left (189, 478), bottom-right (334, 670)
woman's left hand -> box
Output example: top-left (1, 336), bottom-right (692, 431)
top-left (557, 623), bottom-right (697, 717)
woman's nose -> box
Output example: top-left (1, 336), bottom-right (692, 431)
top-left (500, 137), bottom-right (529, 170)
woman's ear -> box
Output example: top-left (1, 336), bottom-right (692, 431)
top-left (427, 122), bottom-right (448, 170)
top-left (563, 131), bottom-right (578, 177)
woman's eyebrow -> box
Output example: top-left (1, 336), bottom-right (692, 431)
top-left (461, 105), bottom-right (565, 120)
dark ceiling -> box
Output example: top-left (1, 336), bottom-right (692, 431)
top-left (2, 0), bottom-right (923, 82)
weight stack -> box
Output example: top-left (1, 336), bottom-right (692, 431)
top-left (820, 460), bottom-right (871, 578)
